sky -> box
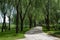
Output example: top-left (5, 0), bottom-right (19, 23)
top-left (0, 5), bottom-right (16, 23)
top-left (0, 12), bottom-right (9, 23)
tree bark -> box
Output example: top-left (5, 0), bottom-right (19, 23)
top-left (29, 18), bottom-right (32, 28)
top-left (16, 13), bottom-right (19, 33)
top-left (2, 13), bottom-right (6, 32)
top-left (45, 0), bottom-right (50, 31)
top-left (46, 14), bottom-right (50, 31)
top-left (20, 19), bottom-right (24, 31)
top-left (34, 19), bottom-right (36, 27)
top-left (2, 23), bottom-right (4, 32)
top-left (28, 15), bottom-right (32, 29)
top-left (16, 5), bottom-right (19, 33)
top-left (8, 16), bottom-right (10, 30)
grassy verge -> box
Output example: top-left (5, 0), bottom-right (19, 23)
top-left (47, 31), bottom-right (60, 38)
top-left (0, 30), bottom-right (24, 40)
top-left (42, 25), bottom-right (60, 38)
top-left (0, 25), bottom-right (30, 40)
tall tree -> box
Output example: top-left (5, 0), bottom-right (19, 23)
top-left (7, 0), bottom-right (12, 30)
top-left (1, 0), bottom-right (7, 32)
top-left (41, 0), bottom-right (50, 30)
top-left (19, 0), bottom-right (32, 31)
top-left (11, 0), bottom-right (20, 33)
top-left (15, 0), bottom-right (20, 33)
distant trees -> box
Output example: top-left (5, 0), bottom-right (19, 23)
top-left (0, 0), bottom-right (60, 33)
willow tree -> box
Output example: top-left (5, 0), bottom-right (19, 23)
top-left (41, 0), bottom-right (50, 30)
top-left (33, 0), bottom-right (41, 27)
top-left (45, 0), bottom-right (50, 30)
top-left (51, 0), bottom-right (60, 30)
top-left (28, 7), bottom-right (33, 28)
top-left (18, 0), bottom-right (32, 31)
top-left (1, 0), bottom-right (7, 32)
top-left (7, 0), bottom-right (12, 30)
top-left (15, 0), bottom-right (20, 33)
top-left (27, 0), bottom-right (41, 28)
top-left (10, 0), bottom-right (20, 33)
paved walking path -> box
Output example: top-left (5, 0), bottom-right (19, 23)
top-left (17, 26), bottom-right (60, 40)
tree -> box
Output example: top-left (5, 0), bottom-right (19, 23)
top-left (7, 0), bottom-right (12, 30)
top-left (15, 0), bottom-right (20, 33)
top-left (19, 0), bottom-right (32, 31)
top-left (11, 0), bottom-right (20, 33)
top-left (28, 10), bottom-right (33, 28)
top-left (41, 0), bottom-right (50, 30)
top-left (1, 0), bottom-right (7, 32)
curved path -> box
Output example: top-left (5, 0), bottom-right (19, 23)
top-left (17, 26), bottom-right (60, 40)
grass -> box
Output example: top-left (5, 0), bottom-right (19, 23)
top-left (0, 30), bottom-right (25, 40)
top-left (47, 31), bottom-right (60, 38)
top-left (42, 24), bottom-right (60, 38)
top-left (0, 24), bottom-right (30, 40)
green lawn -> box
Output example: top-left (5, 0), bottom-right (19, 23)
top-left (0, 32), bottom-right (24, 40)
top-left (47, 31), bottom-right (60, 38)
top-left (42, 24), bottom-right (60, 38)
top-left (0, 24), bottom-right (30, 40)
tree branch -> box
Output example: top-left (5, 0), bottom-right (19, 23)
top-left (23, 0), bottom-right (32, 20)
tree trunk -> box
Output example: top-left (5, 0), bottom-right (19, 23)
top-left (47, 18), bottom-right (50, 31)
top-left (2, 23), bottom-right (4, 32)
top-left (34, 19), bottom-right (36, 27)
top-left (45, 0), bottom-right (50, 31)
top-left (8, 16), bottom-right (10, 30)
top-left (2, 14), bottom-right (6, 32)
top-left (29, 18), bottom-right (32, 28)
top-left (55, 18), bottom-right (58, 30)
top-left (16, 14), bottom-right (19, 33)
top-left (45, 15), bottom-right (50, 31)
top-left (20, 19), bottom-right (23, 31)
top-left (16, 5), bottom-right (19, 33)
top-left (30, 20), bottom-right (32, 28)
